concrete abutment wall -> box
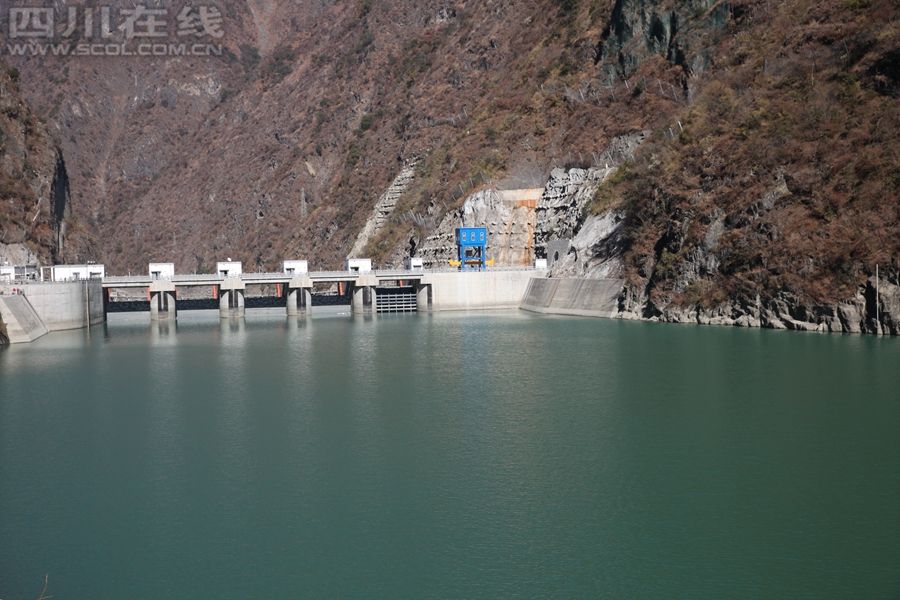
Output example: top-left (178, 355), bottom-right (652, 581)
top-left (0, 295), bottom-right (49, 343)
top-left (427, 269), bottom-right (548, 311)
top-left (1, 281), bottom-right (104, 332)
top-left (520, 277), bottom-right (625, 317)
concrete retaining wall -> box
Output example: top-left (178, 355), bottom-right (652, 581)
top-left (0, 295), bottom-right (49, 343)
top-left (520, 277), bottom-right (624, 317)
top-left (427, 269), bottom-right (548, 311)
top-left (0, 281), bottom-right (104, 331)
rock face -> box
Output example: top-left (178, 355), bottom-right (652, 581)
top-left (0, 243), bottom-right (41, 267)
top-left (549, 210), bottom-right (627, 279)
top-left (597, 0), bottom-right (728, 80)
top-left (418, 131), bottom-right (652, 271)
top-left (541, 148), bottom-right (900, 336)
top-left (0, 61), bottom-right (79, 264)
top-left (348, 160), bottom-right (419, 259)
top-left (533, 167), bottom-right (607, 258)
top-left (549, 204), bottom-right (900, 334)
top-left (534, 131), bottom-right (649, 258)
top-left (550, 204), bottom-right (900, 334)
top-left (609, 280), bottom-right (900, 336)
top-left (417, 187), bottom-right (540, 269)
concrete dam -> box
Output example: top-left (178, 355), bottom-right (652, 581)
top-left (1, 266), bottom-right (558, 343)
top-left (102, 267), bottom-right (546, 319)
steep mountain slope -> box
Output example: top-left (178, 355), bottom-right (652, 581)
top-left (5, 0), bottom-right (899, 333)
top-left (0, 61), bottom-right (84, 264)
top-left (583, 0), bottom-right (900, 330)
top-left (8, 0), bottom-right (666, 272)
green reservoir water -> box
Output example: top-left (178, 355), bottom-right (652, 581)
top-left (1, 310), bottom-right (898, 599)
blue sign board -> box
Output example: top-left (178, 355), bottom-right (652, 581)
top-left (455, 227), bottom-right (488, 271)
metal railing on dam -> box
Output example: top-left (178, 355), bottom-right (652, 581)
top-left (100, 267), bottom-right (539, 288)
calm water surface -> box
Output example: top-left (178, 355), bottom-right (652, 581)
top-left (1, 310), bottom-right (898, 598)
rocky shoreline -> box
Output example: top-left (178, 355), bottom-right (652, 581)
top-left (612, 277), bottom-right (900, 336)
top-left (527, 156), bottom-right (900, 337)
top-left (522, 272), bottom-right (900, 336)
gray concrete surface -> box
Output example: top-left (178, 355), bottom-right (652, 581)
top-left (0, 295), bottom-right (49, 343)
top-left (426, 269), bottom-right (548, 311)
top-left (520, 277), bottom-right (624, 317)
top-left (1, 281), bottom-right (104, 331)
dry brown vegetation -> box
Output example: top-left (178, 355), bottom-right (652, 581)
top-left (4, 0), bottom-right (898, 309)
top-left (593, 0), bottom-right (900, 307)
top-left (7, 0), bottom-right (673, 272)
top-left (0, 66), bottom-right (71, 263)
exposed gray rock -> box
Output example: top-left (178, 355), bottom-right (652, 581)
top-left (547, 239), bottom-right (571, 266)
top-left (609, 283), bottom-right (900, 336)
top-left (434, 7), bottom-right (456, 23)
top-left (0, 243), bottom-right (41, 267)
top-left (701, 211), bottom-right (725, 252)
top-left (549, 210), bottom-right (626, 279)
top-left (534, 131), bottom-right (649, 258)
top-left (875, 278), bottom-right (900, 335)
top-left (533, 167), bottom-right (607, 257)
top-left (418, 132), bottom-right (649, 270)
top-left (597, 0), bottom-right (724, 81)
top-left (417, 187), bottom-right (538, 268)
top-left (599, 130), bottom-right (652, 165)
top-left (536, 173), bottom-right (900, 336)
